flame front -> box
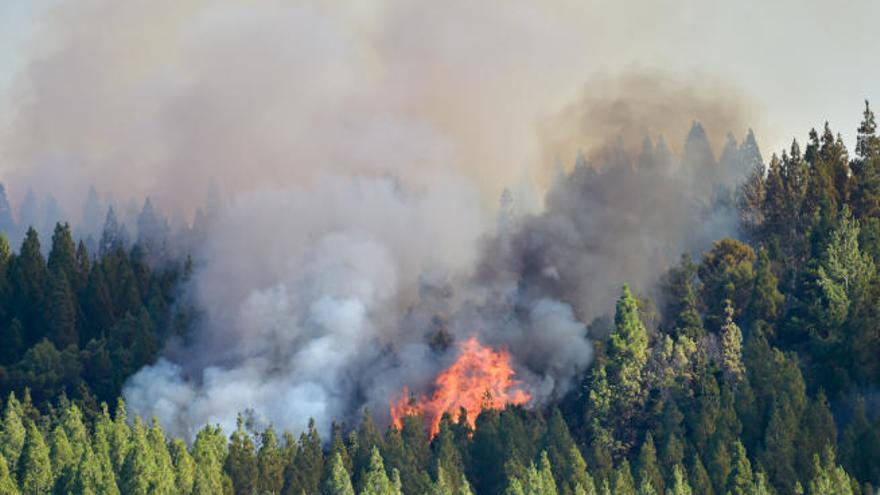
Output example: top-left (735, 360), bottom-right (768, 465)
top-left (390, 336), bottom-right (531, 439)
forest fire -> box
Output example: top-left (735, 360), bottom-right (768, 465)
top-left (390, 336), bottom-right (531, 438)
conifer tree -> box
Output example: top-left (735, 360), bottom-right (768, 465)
top-left (169, 439), bottom-right (195, 495)
top-left (358, 447), bottom-right (399, 495)
top-left (48, 427), bottom-right (74, 491)
top-left (636, 478), bottom-right (657, 495)
top-left (325, 452), bottom-right (355, 495)
top-left (0, 453), bottom-right (19, 495)
top-left (284, 419), bottom-right (323, 495)
top-left (19, 422), bottom-right (52, 495)
top-left (429, 467), bottom-right (454, 495)
top-left (47, 224), bottom-right (77, 284)
top-left (432, 418), bottom-right (466, 494)
top-left (109, 399), bottom-right (131, 474)
top-left (611, 459), bottom-right (637, 495)
top-left (719, 301), bottom-right (745, 385)
top-left (226, 415), bottom-right (258, 495)
top-left (664, 466), bottom-right (691, 495)
top-left (1, 395), bottom-right (26, 474)
top-left (257, 426), bottom-right (285, 495)
top-left (746, 248), bottom-right (784, 323)
top-left (852, 101), bottom-right (880, 218)
top-left (329, 423), bottom-right (352, 475)
top-left (726, 441), bottom-right (753, 495)
top-left (147, 418), bottom-right (175, 494)
top-left (609, 286), bottom-right (649, 401)
top-left (192, 426), bottom-right (225, 495)
top-left (10, 228), bottom-right (48, 343)
top-left (636, 433), bottom-right (664, 495)
top-left (120, 418), bottom-right (156, 495)
top-left (807, 448), bottom-right (855, 495)
top-left (687, 455), bottom-right (713, 495)
top-left (46, 270), bottom-right (77, 349)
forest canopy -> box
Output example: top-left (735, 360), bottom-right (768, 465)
top-left (0, 103), bottom-right (879, 494)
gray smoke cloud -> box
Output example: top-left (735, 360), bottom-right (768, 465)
top-left (0, 0), bottom-right (760, 439)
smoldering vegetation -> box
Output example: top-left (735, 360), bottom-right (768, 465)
top-left (118, 119), bottom-right (763, 440)
top-left (0, 0), bottom-right (765, 440)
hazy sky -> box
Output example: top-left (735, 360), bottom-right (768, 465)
top-left (0, 0), bottom-right (878, 211)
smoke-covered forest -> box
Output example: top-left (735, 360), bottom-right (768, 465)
top-left (0, 104), bottom-right (879, 494)
top-left (2, 1), bottom-right (880, 495)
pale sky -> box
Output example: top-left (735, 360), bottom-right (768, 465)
top-left (0, 0), bottom-right (878, 209)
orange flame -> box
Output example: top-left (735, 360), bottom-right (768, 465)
top-left (390, 336), bottom-right (531, 438)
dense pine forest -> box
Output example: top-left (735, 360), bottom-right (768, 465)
top-left (1, 103), bottom-right (880, 495)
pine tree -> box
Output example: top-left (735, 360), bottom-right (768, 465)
top-left (746, 248), bottom-right (783, 323)
top-left (46, 270), bottom-right (78, 349)
top-left (432, 418), bottom-right (466, 494)
top-left (726, 441), bottom-right (752, 495)
top-left (1, 395), bottom-right (26, 474)
top-left (611, 460), bottom-right (636, 495)
top-left (148, 418), bottom-right (175, 494)
top-left (429, 467), bottom-right (454, 495)
top-left (738, 136), bottom-right (767, 238)
top-left (698, 239), bottom-right (756, 329)
top-left (687, 455), bottom-right (713, 495)
top-left (796, 390), bottom-right (837, 481)
top-left (664, 466), bottom-right (691, 495)
top-left (120, 418), bottom-right (156, 495)
top-left (358, 447), bottom-right (399, 495)
top-left (284, 420), bottom-right (323, 495)
top-left (719, 301), bottom-right (745, 384)
top-left (538, 451), bottom-right (559, 495)
top-left (0, 453), bottom-right (19, 495)
top-left (816, 206), bottom-right (873, 328)
top-left (169, 439), bottom-right (195, 495)
top-left (636, 433), bottom-right (664, 495)
top-left (607, 285), bottom-right (649, 431)
top-left (109, 399), bottom-right (131, 474)
top-left (47, 224), bottom-right (77, 283)
top-left (226, 415), bottom-right (258, 495)
top-left (759, 398), bottom-right (799, 492)
top-left (852, 101), bottom-right (880, 218)
top-left (48, 426), bottom-right (75, 491)
top-left (257, 426), bottom-right (285, 495)
top-left (19, 422), bottom-right (53, 495)
top-left (192, 425), bottom-right (225, 495)
top-left (326, 453), bottom-right (355, 495)
top-left (807, 448), bottom-right (855, 495)
top-left (10, 228), bottom-right (48, 343)
top-left (99, 207), bottom-right (128, 257)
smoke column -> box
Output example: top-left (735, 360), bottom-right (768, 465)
top-left (0, 0), bottom-right (760, 438)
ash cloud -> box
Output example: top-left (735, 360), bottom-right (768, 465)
top-left (0, 0), bottom-right (761, 439)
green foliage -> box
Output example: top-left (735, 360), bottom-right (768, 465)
top-left (698, 239), bottom-right (756, 328)
top-left (1, 105), bottom-right (880, 495)
top-left (192, 425), bottom-right (227, 495)
top-left (718, 301), bottom-right (745, 384)
top-left (0, 395), bottom-right (26, 474)
top-left (325, 453), bottom-right (355, 495)
top-left (0, 454), bottom-right (19, 495)
top-left (664, 466), bottom-right (691, 495)
top-left (19, 422), bottom-right (52, 495)
top-left (636, 433), bottom-right (664, 495)
top-left (358, 447), bottom-right (400, 495)
top-left (169, 439), bottom-right (195, 495)
top-left (257, 426), bottom-right (285, 495)
top-left (226, 415), bottom-right (258, 495)
top-left (807, 447), bottom-right (855, 495)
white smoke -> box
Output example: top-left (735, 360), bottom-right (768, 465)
top-left (0, 0), bottom-right (758, 439)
